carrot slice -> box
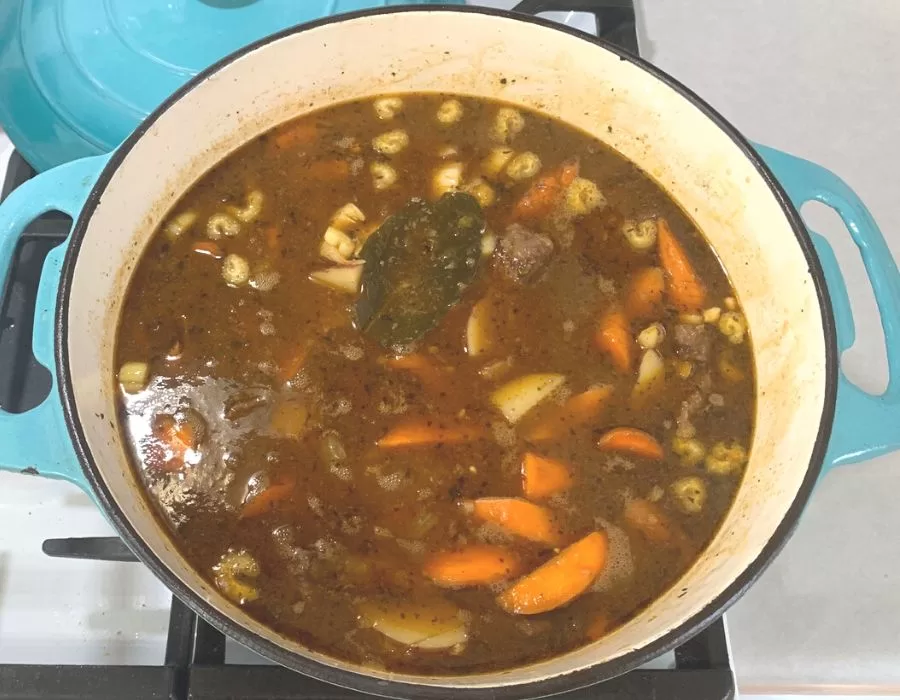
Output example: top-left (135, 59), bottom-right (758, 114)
top-left (585, 612), bottom-right (611, 641)
top-left (521, 453), bottom-right (573, 500)
top-left (276, 343), bottom-right (310, 384)
top-left (308, 159), bottom-right (350, 181)
top-left (381, 354), bottom-right (449, 392)
top-left (273, 121), bottom-right (318, 150)
top-left (524, 385), bottom-right (613, 442)
top-left (625, 266), bottom-right (665, 319)
top-left (510, 158), bottom-right (579, 222)
top-left (497, 532), bottom-right (608, 615)
top-left (596, 427), bottom-right (664, 460)
top-left (471, 498), bottom-right (562, 545)
top-left (423, 546), bottom-right (521, 587)
top-left (377, 421), bottom-right (484, 448)
top-left (657, 218), bottom-right (707, 311)
top-left (265, 225), bottom-right (281, 253)
top-left (240, 481), bottom-right (295, 519)
top-left (595, 309), bottom-right (633, 374)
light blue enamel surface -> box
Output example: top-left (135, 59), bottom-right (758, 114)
top-left (756, 143), bottom-right (900, 472)
top-left (0, 0), bottom-right (461, 171)
top-left (0, 154), bottom-right (109, 490)
top-left (0, 145), bottom-right (897, 494)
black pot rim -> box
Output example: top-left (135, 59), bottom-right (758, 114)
top-left (55, 5), bottom-right (838, 699)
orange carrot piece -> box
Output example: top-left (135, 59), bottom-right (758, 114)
top-left (623, 499), bottom-right (674, 544)
top-left (625, 266), bottom-right (665, 319)
top-left (381, 354), bottom-right (448, 392)
top-left (377, 421), bottom-right (484, 448)
top-left (525, 385), bottom-right (614, 442)
top-left (657, 218), bottom-right (707, 311)
top-left (595, 310), bottom-right (633, 374)
top-left (521, 453), bottom-right (573, 500)
top-left (192, 241), bottom-right (224, 259)
top-left (497, 532), bottom-right (608, 615)
top-left (276, 342), bottom-right (311, 384)
top-left (585, 612), bottom-right (611, 641)
top-left (265, 225), bottom-right (281, 253)
top-left (510, 158), bottom-right (579, 222)
top-left (273, 121), bottom-right (318, 150)
top-left (471, 498), bottom-right (562, 545)
top-left (423, 546), bottom-right (521, 587)
top-left (307, 159), bottom-right (350, 181)
top-left (240, 482), bottom-right (296, 519)
top-left (596, 427), bottom-right (664, 460)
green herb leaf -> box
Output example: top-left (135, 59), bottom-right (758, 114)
top-left (355, 193), bottom-right (485, 348)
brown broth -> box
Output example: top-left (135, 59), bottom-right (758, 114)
top-left (115, 94), bottom-right (755, 674)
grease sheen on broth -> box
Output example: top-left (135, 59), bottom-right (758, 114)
top-left (115, 93), bottom-right (754, 674)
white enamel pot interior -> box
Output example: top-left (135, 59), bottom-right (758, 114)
top-left (57, 7), bottom-right (836, 699)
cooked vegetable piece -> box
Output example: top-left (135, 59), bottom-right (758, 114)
top-left (511, 158), bottom-right (579, 222)
top-left (272, 120), bottom-right (317, 150)
top-left (658, 218), bottom-right (707, 311)
top-left (118, 361), bottom-right (149, 393)
top-left (377, 421), bottom-right (484, 447)
top-left (596, 428), bottom-right (664, 460)
top-left (625, 267), bottom-right (665, 318)
top-left (631, 349), bottom-right (666, 409)
top-left (355, 193), bottom-right (485, 347)
top-left (381, 353), bottom-right (448, 392)
top-left (671, 476), bottom-right (707, 514)
top-left (309, 264), bottom-right (363, 294)
top-left (423, 545), bottom-right (521, 587)
top-left (524, 385), bottom-right (613, 441)
top-left (585, 613), bottom-right (611, 641)
top-left (490, 373), bottom-right (566, 424)
top-left (705, 441), bottom-right (747, 474)
top-left (360, 599), bottom-right (469, 649)
top-left (470, 498), bottom-right (561, 545)
top-left (213, 549), bottom-right (260, 603)
top-left (497, 532), bottom-right (608, 615)
top-left (521, 453), bottom-right (573, 500)
top-left (595, 309), bottom-right (632, 374)
top-left (466, 298), bottom-right (494, 356)
top-left (241, 481), bottom-right (296, 519)
top-left (623, 499), bottom-right (683, 548)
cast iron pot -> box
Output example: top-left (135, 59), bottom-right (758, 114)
top-left (1, 6), bottom-right (899, 699)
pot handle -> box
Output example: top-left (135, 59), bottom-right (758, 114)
top-left (755, 144), bottom-right (900, 471)
top-left (0, 154), bottom-right (110, 491)
top-left (512, 0), bottom-right (639, 55)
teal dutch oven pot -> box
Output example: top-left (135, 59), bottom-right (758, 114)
top-left (0, 6), bottom-right (898, 700)
top-left (0, 0), bottom-right (461, 171)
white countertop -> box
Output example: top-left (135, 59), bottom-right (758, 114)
top-left (1, 0), bottom-right (899, 696)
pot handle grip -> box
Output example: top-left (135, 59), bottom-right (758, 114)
top-left (0, 154), bottom-right (110, 491)
top-left (512, 0), bottom-right (639, 55)
top-left (755, 143), bottom-right (900, 470)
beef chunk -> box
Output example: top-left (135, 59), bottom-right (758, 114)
top-left (673, 324), bottom-right (711, 362)
top-left (493, 224), bottom-right (554, 283)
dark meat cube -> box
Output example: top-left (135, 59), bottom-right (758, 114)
top-left (673, 324), bottom-right (711, 363)
top-left (493, 224), bottom-right (555, 284)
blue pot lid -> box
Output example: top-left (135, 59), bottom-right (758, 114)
top-left (0, 0), bottom-right (460, 171)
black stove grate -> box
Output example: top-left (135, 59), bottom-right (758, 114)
top-left (0, 2), bottom-right (733, 698)
top-left (2, 536), bottom-right (736, 700)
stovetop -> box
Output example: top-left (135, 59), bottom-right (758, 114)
top-left (0, 2), bottom-right (736, 698)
